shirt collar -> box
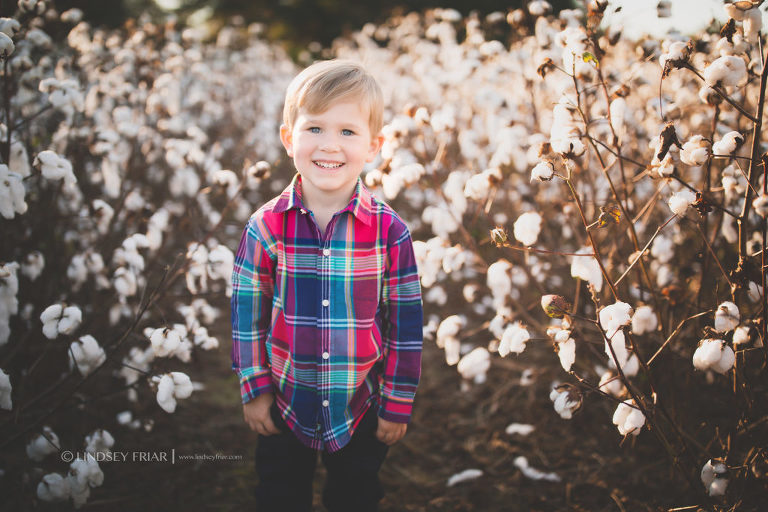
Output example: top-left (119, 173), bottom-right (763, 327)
top-left (272, 173), bottom-right (374, 226)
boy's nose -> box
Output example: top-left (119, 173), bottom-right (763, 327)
top-left (319, 139), bottom-right (341, 152)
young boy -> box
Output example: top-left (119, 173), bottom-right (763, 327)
top-left (230, 59), bottom-right (424, 512)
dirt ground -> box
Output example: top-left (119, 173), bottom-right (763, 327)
top-left (5, 326), bottom-right (765, 511)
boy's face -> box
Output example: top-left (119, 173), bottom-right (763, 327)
top-left (280, 100), bottom-right (383, 205)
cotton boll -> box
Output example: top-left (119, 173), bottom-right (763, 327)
top-left (571, 247), bottom-right (603, 291)
top-left (34, 150), bottom-right (77, 184)
top-left (752, 194), bottom-right (768, 218)
top-left (549, 385), bottom-right (581, 419)
top-left (69, 335), bottom-right (106, 376)
top-left (0, 368), bottom-right (11, 410)
top-left (113, 267), bottom-right (137, 298)
top-left (457, 347), bottom-right (491, 384)
top-left (703, 56), bottom-right (747, 88)
top-left (36, 473), bottom-right (70, 503)
top-left (21, 251), bottom-right (45, 281)
top-left (499, 322), bottom-right (530, 357)
top-left (746, 281), bottom-right (763, 302)
top-left (680, 135), bottom-right (710, 166)
top-left (612, 400), bottom-right (645, 436)
top-left (599, 371), bottom-right (625, 397)
top-left (668, 189), bottom-right (696, 216)
top-left (556, 337), bottom-right (575, 372)
top-left (26, 426), bottom-right (61, 461)
top-left (631, 305), bottom-right (657, 335)
top-left (712, 131), bottom-right (743, 156)
top-left (599, 301), bottom-right (633, 338)
top-left (733, 325), bottom-right (751, 346)
top-left (714, 301), bottom-right (739, 332)
top-left (0, 164), bottom-right (27, 219)
top-left (149, 327), bottom-right (182, 358)
top-left (0, 32), bottom-right (13, 57)
top-left (67, 456), bottom-right (104, 507)
top-left (40, 304), bottom-right (82, 339)
top-left (701, 459), bottom-right (728, 496)
top-left (154, 374), bottom-right (177, 413)
top-left (743, 7), bottom-right (762, 43)
top-left (513, 212), bottom-right (543, 246)
top-left (712, 344), bottom-right (735, 374)
top-left (84, 429), bottom-right (114, 455)
top-left (531, 160), bottom-right (555, 182)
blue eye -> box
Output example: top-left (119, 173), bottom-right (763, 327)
top-left (308, 127), bottom-right (321, 133)
top-left (341, 129), bottom-right (354, 136)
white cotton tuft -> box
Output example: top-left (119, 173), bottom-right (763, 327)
top-left (571, 247), bottom-right (602, 291)
top-left (631, 305), bottom-right (658, 335)
top-left (36, 473), bottom-right (70, 503)
top-left (514, 456), bottom-right (561, 482)
top-left (457, 347), bottom-right (491, 384)
top-left (499, 322), bottom-right (530, 357)
top-left (701, 459), bottom-right (728, 496)
top-left (505, 423), bottom-right (535, 436)
top-left (446, 468), bottom-right (483, 487)
top-left (680, 135), bottom-right (710, 166)
top-left (153, 371), bottom-right (194, 413)
top-left (0, 164), bottom-right (27, 219)
top-left (712, 131), bottom-right (743, 156)
top-left (668, 189), bottom-right (696, 217)
top-left (703, 56), bottom-right (747, 88)
top-left (753, 194), bottom-right (768, 218)
top-left (69, 335), bottom-right (106, 376)
top-left (556, 337), bottom-right (575, 372)
top-left (599, 371), bottom-right (624, 397)
top-left (549, 386), bottom-right (580, 419)
top-left (693, 339), bottom-right (734, 374)
top-left (531, 161), bottom-right (554, 182)
top-left (714, 301), bottom-right (739, 332)
top-left (34, 150), bottom-right (77, 184)
top-left (0, 31), bottom-right (14, 57)
top-left (513, 212), bottom-right (543, 246)
top-left (26, 426), bottom-right (61, 461)
top-left (599, 301), bottom-right (634, 339)
top-left (0, 368), bottom-right (11, 410)
top-left (612, 400), bottom-right (645, 436)
top-left (40, 304), bottom-right (82, 339)
top-left (84, 429), bottom-right (114, 455)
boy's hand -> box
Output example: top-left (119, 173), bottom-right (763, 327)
top-left (376, 417), bottom-right (407, 445)
top-left (243, 393), bottom-right (281, 436)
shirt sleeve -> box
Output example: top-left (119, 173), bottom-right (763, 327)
top-left (231, 215), bottom-right (275, 404)
top-left (378, 221), bottom-right (423, 423)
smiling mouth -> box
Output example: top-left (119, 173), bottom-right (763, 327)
top-left (313, 160), bottom-right (344, 169)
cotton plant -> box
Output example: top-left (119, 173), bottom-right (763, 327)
top-left (692, 339), bottom-right (735, 375)
top-left (457, 347), bottom-right (491, 385)
top-left (549, 384), bottom-right (581, 419)
top-left (0, 164), bottom-right (27, 219)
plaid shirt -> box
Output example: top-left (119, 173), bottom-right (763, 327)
top-left (231, 174), bottom-right (423, 452)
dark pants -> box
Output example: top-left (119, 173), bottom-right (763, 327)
top-left (255, 404), bottom-right (389, 512)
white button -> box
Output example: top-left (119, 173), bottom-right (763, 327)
top-left (322, 351), bottom-right (330, 359)
top-left (322, 299), bottom-right (329, 307)
top-left (323, 248), bottom-right (331, 256)
top-left (322, 400), bottom-right (329, 407)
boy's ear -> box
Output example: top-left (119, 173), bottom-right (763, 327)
top-left (366, 133), bottom-right (384, 163)
top-left (279, 124), bottom-right (293, 157)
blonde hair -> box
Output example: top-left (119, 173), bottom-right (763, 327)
top-left (282, 59), bottom-right (384, 135)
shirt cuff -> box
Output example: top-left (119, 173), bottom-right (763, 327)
top-left (236, 368), bottom-right (273, 404)
top-left (377, 393), bottom-right (414, 423)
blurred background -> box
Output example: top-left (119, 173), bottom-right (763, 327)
top-left (10, 0), bottom-right (573, 49)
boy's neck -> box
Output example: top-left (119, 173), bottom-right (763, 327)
top-left (299, 177), bottom-right (358, 216)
